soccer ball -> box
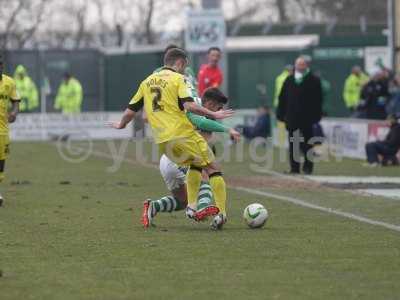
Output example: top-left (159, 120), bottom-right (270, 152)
top-left (243, 203), bottom-right (268, 228)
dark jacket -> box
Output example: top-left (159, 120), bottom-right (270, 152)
top-left (360, 80), bottom-right (390, 120)
top-left (277, 72), bottom-right (323, 130)
top-left (243, 114), bottom-right (271, 139)
top-left (384, 123), bottom-right (400, 151)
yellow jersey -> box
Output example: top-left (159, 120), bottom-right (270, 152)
top-left (0, 74), bottom-right (20, 135)
top-left (129, 67), bottom-right (196, 143)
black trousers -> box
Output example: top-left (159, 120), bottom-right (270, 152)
top-left (365, 141), bottom-right (397, 164)
top-left (288, 127), bottom-right (314, 173)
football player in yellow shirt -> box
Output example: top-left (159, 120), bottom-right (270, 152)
top-left (0, 54), bottom-right (20, 206)
top-left (109, 48), bottom-right (233, 230)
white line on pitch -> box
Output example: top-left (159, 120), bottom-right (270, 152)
top-left (232, 186), bottom-right (400, 233)
top-left (305, 176), bottom-right (400, 184)
top-left (60, 145), bottom-right (400, 233)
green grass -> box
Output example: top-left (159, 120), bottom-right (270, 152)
top-left (0, 141), bottom-right (400, 300)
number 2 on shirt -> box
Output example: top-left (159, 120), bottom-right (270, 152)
top-left (151, 87), bottom-right (163, 112)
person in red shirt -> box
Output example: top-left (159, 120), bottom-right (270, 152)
top-left (197, 47), bottom-right (223, 96)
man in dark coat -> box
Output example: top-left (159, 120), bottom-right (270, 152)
top-left (277, 56), bottom-right (323, 175)
top-left (359, 71), bottom-right (390, 120)
top-left (364, 114), bottom-right (400, 166)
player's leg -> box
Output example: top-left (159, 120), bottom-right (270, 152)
top-left (196, 134), bottom-right (215, 211)
top-left (181, 134), bottom-right (222, 223)
top-left (186, 165), bottom-right (202, 210)
top-left (196, 144), bottom-right (216, 211)
top-left (0, 160), bottom-right (4, 207)
top-left (204, 161), bottom-right (227, 230)
top-left (162, 136), bottom-right (219, 221)
top-left (185, 165), bottom-right (219, 221)
top-left (197, 179), bottom-right (213, 210)
top-left (0, 135), bottom-right (9, 207)
top-left (142, 155), bottom-right (187, 228)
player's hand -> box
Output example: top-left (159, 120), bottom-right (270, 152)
top-left (229, 128), bottom-right (241, 142)
top-left (211, 109), bottom-right (234, 120)
top-left (8, 112), bottom-right (17, 123)
top-left (105, 121), bottom-right (126, 129)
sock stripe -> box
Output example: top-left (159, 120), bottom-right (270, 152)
top-left (198, 189), bottom-right (211, 196)
top-left (160, 199), bottom-right (168, 211)
top-left (198, 192), bottom-right (211, 200)
top-left (171, 197), bottom-right (177, 211)
top-left (152, 196), bottom-right (183, 215)
top-left (165, 198), bottom-right (173, 212)
top-left (197, 181), bottom-right (213, 210)
top-left (150, 202), bottom-right (157, 217)
top-left (198, 197), bottom-right (211, 205)
top-left (167, 196), bottom-right (176, 212)
top-left (199, 185), bottom-right (211, 191)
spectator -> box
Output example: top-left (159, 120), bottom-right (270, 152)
top-left (277, 56), bottom-right (323, 175)
top-left (236, 105), bottom-right (271, 140)
top-left (315, 70), bottom-right (331, 116)
top-left (54, 73), bottom-right (83, 114)
top-left (273, 65), bottom-right (293, 108)
top-left (343, 66), bottom-right (369, 114)
top-left (13, 65), bottom-right (39, 112)
top-left (197, 47), bottom-right (223, 96)
top-left (387, 74), bottom-right (400, 116)
top-left (359, 71), bottom-right (390, 120)
top-left (364, 113), bottom-right (400, 167)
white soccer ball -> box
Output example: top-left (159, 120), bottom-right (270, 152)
top-left (243, 203), bottom-right (268, 228)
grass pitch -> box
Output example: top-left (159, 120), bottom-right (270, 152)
top-left (0, 141), bottom-right (400, 300)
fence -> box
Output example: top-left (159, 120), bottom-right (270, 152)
top-left (3, 31), bottom-right (387, 117)
top-left (3, 49), bottom-right (103, 112)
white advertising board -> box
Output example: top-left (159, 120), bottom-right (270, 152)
top-left (185, 9), bottom-right (226, 52)
top-left (364, 47), bottom-right (391, 75)
top-left (321, 119), bottom-right (369, 159)
top-left (10, 112), bottom-right (133, 141)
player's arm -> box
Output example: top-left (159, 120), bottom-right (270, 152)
top-left (187, 112), bottom-right (227, 132)
top-left (178, 76), bottom-right (233, 120)
top-left (187, 112), bottom-right (240, 142)
top-left (183, 101), bottom-right (233, 120)
top-left (109, 108), bottom-right (136, 129)
top-left (9, 80), bottom-right (20, 123)
top-left (9, 101), bottom-right (19, 123)
top-left (108, 84), bottom-right (143, 129)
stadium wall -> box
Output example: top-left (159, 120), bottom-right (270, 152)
top-left (3, 32), bottom-right (386, 116)
top-left (102, 35), bottom-right (386, 116)
top-left (3, 50), bottom-right (103, 112)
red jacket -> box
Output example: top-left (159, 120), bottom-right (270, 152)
top-left (197, 64), bottom-right (223, 96)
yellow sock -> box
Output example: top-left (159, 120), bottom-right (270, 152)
top-left (209, 174), bottom-right (227, 215)
top-left (186, 167), bottom-right (202, 209)
top-left (0, 172), bottom-right (4, 183)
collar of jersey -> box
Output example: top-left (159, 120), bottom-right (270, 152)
top-left (161, 67), bottom-right (178, 73)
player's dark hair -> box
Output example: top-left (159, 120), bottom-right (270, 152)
top-left (164, 48), bottom-right (188, 66)
top-left (202, 88), bottom-right (228, 105)
top-left (208, 47), bottom-right (221, 54)
top-left (164, 44), bottom-right (180, 54)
